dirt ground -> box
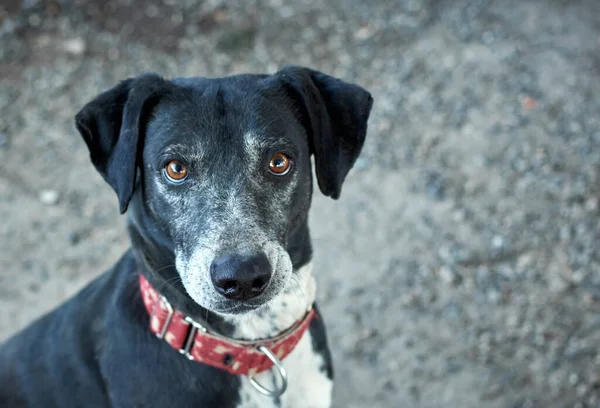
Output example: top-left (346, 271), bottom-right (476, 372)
top-left (1, 0), bottom-right (600, 407)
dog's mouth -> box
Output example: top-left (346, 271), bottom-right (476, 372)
top-left (214, 301), bottom-right (265, 316)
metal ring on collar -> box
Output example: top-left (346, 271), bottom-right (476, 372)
top-left (248, 346), bottom-right (288, 398)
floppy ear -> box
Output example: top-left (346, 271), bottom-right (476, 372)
top-left (276, 66), bottom-right (373, 199)
top-left (75, 73), bottom-right (168, 213)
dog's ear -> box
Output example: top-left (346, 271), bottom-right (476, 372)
top-left (276, 66), bottom-right (373, 199)
top-left (75, 74), bottom-right (168, 213)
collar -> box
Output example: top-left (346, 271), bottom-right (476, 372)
top-left (139, 274), bottom-right (316, 377)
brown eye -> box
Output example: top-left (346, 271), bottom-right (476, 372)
top-left (164, 160), bottom-right (188, 182)
top-left (268, 153), bottom-right (292, 175)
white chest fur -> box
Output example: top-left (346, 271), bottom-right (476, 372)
top-left (224, 263), bottom-right (333, 408)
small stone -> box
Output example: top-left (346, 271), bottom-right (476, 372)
top-left (39, 189), bottom-right (60, 205)
top-left (521, 96), bottom-right (537, 110)
top-left (406, 0), bottom-right (423, 12)
top-left (425, 172), bottom-right (446, 201)
top-left (491, 235), bottom-right (504, 249)
top-left (170, 12), bottom-right (183, 25)
top-left (0, 132), bottom-right (8, 148)
top-left (516, 253), bottom-right (533, 269)
top-left (516, 398), bottom-right (535, 408)
top-left (481, 31), bottom-right (495, 45)
top-left (22, 0), bottom-right (39, 9)
top-left (212, 9), bottom-right (228, 24)
top-left (497, 264), bottom-right (515, 279)
top-left (356, 329), bottom-right (377, 340)
top-left (506, 314), bottom-right (520, 329)
top-left (408, 384), bottom-right (420, 400)
top-left (452, 209), bottom-right (466, 222)
top-left (442, 301), bottom-right (463, 319)
top-left (354, 25), bottom-right (374, 40)
top-left (63, 38), bottom-right (86, 55)
top-left (480, 383), bottom-right (502, 400)
top-left (371, 294), bottom-right (385, 308)
top-left (382, 379), bottom-right (396, 391)
top-left (377, 119), bottom-right (391, 132)
top-left (475, 267), bottom-right (490, 288)
top-left (439, 265), bottom-right (460, 285)
top-left (28, 14), bottom-right (41, 27)
top-left (446, 358), bottom-right (463, 373)
top-left (364, 350), bottom-right (378, 365)
top-left (585, 197), bottom-right (598, 212)
top-left (487, 288), bottom-right (501, 304)
top-left (532, 331), bottom-right (545, 347)
top-left (349, 287), bottom-right (366, 296)
top-left (560, 225), bottom-right (573, 241)
top-left (569, 372), bottom-right (579, 386)
top-left (68, 231), bottom-right (81, 245)
top-left (576, 384), bottom-right (588, 397)
top-left (22, 259), bottom-right (34, 270)
top-left (473, 155), bottom-right (489, 168)
top-left (146, 4), bottom-right (159, 18)
top-left (569, 269), bottom-right (587, 284)
top-left (1, 19), bottom-right (16, 35)
top-left (108, 48), bottom-right (120, 61)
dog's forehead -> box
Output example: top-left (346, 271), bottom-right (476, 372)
top-left (145, 76), bottom-right (301, 160)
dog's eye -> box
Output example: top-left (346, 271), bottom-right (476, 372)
top-left (164, 160), bottom-right (188, 183)
top-left (268, 153), bottom-right (291, 175)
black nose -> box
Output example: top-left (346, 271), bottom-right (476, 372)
top-left (210, 253), bottom-right (272, 300)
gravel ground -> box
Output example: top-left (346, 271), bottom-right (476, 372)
top-left (1, 0), bottom-right (600, 407)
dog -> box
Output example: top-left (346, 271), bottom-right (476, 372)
top-left (0, 66), bottom-right (373, 408)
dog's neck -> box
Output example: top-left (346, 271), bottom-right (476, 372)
top-left (127, 199), bottom-right (316, 340)
top-left (134, 254), bottom-right (316, 341)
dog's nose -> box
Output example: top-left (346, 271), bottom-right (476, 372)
top-left (210, 253), bottom-right (272, 300)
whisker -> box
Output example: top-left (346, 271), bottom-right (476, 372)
top-left (153, 264), bottom-right (177, 274)
top-left (290, 274), bottom-right (306, 303)
top-left (154, 274), bottom-right (182, 294)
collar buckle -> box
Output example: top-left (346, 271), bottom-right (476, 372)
top-left (179, 317), bottom-right (208, 360)
top-left (154, 295), bottom-right (174, 340)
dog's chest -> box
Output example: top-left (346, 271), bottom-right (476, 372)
top-left (235, 332), bottom-right (332, 408)
top-left (224, 264), bottom-right (332, 408)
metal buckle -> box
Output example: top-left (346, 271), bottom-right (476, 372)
top-left (179, 317), bottom-right (208, 361)
top-left (154, 295), bottom-right (174, 340)
top-left (248, 346), bottom-right (288, 398)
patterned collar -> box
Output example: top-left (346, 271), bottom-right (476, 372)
top-left (139, 274), bottom-right (316, 377)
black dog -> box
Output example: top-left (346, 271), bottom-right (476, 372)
top-left (0, 66), bottom-right (373, 408)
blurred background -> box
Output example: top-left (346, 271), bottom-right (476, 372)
top-left (1, 0), bottom-right (600, 406)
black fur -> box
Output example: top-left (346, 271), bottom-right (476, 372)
top-left (0, 66), bottom-right (372, 407)
top-left (277, 66), bottom-right (373, 199)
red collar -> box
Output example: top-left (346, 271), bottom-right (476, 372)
top-left (139, 274), bottom-right (316, 376)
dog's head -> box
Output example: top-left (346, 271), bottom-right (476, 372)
top-left (75, 66), bottom-right (372, 315)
